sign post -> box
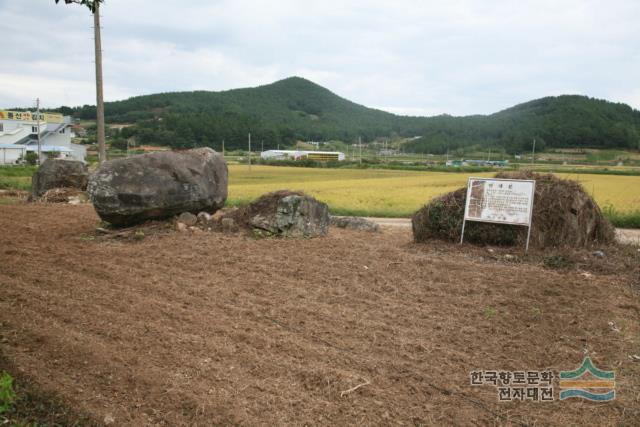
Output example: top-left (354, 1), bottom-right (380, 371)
top-left (460, 177), bottom-right (536, 252)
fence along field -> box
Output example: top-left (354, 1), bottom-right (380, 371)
top-left (226, 165), bottom-right (640, 225)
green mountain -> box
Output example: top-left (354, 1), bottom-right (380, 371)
top-left (408, 95), bottom-right (640, 154)
top-left (60, 77), bottom-right (640, 153)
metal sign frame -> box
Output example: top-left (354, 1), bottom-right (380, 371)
top-left (460, 177), bottom-right (536, 252)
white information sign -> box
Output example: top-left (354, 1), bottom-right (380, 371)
top-left (461, 177), bottom-right (536, 250)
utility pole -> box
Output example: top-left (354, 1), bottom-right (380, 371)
top-left (261, 140), bottom-right (264, 153)
top-left (248, 132), bottom-right (251, 172)
top-left (36, 98), bottom-right (42, 165)
top-left (94, 1), bottom-right (106, 163)
top-left (359, 136), bottom-right (362, 165)
top-left (531, 138), bottom-right (536, 166)
top-left (54, 0), bottom-right (106, 162)
top-left (222, 139), bottom-right (225, 157)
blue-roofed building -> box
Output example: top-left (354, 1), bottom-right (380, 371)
top-left (0, 110), bottom-right (86, 165)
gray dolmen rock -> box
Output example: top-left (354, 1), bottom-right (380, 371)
top-left (31, 158), bottom-right (88, 198)
top-left (330, 215), bottom-right (380, 232)
top-left (248, 192), bottom-right (330, 238)
top-left (88, 148), bottom-right (227, 226)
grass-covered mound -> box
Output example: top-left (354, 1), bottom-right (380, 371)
top-left (412, 171), bottom-right (615, 248)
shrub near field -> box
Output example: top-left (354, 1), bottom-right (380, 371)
top-left (227, 166), bottom-right (640, 224)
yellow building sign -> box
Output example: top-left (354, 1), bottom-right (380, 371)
top-left (0, 110), bottom-right (64, 123)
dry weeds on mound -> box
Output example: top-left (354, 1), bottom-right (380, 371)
top-left (412, 171), bottom-right (615, 249)
top-left (38, 187), bottom-right (84, 203)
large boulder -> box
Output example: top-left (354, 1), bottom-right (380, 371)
top-left (88, 148), bottom-right (227, 226)
top-left (243, 190), bottom-right (330, 238)
top-left (31, 159), bottom-right (88, 198)
top-left (412, 171), bottom-right (615, 249)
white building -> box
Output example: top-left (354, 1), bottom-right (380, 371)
top-left (0, 110), bottom-right (86, 165)
top-left (260, 149), bottom-right (345, 161)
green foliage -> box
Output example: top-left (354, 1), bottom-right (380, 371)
top-left (586, 150), bottom-right (626, 162)
top-left (0, 166), bottom-right (37, 177)
top-left (62, 77), bottom-right (640, 153)
top-left (531, 167), bottom-right (640, 176)
top-left (23, 152), bottom-right (38, 166)
top-left (54, 0), bottom-right (103, 13)
top-left (0, 166), bottom-right (34, 191)
top-left (255, 158), bottom-right (500, 173)
top-left (602, 205), bottom-right (640, 228)
top-left (406, 95), bottom-right (640, 154)
top-left (110, 138), bottom-right (129, 150)
top-left (0, 372), bottom-right (16, 415)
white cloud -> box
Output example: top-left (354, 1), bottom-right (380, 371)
top-left (0, 0), bottom-right (638, 115)
top-left (0, 72), bottom-right (130, 108)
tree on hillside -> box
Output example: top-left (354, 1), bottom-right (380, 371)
top-left (54, 0), bottom-right (106, 163)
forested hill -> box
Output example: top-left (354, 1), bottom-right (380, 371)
top-left (406, 95), bottom-right (640, 154)
top-left (59, 77), bottom-right (640, 153)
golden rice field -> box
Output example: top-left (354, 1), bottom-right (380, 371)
top-left (228, 165), bottom-right (640, 217)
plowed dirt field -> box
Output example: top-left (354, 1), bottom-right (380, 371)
top-left (1, 203), bottom-right (639, 425)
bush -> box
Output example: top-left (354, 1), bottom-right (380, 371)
top-left (23, 152), bottom-right (38, 166)
top-left (0, 372), bottom-right (16, 415)
top-left (110, 138), bottom-right (129, 151)
top-left (602, 205), bottom-right (640, 228)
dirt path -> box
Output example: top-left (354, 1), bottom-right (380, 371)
top-left (362, 217), bottom-right (640, 245)
top-left (616, 228), bottom-right (640, 245)
top-left (363, 217), bottom-right (412, 228)
top-left (1, 204), bottom-right (639, 425)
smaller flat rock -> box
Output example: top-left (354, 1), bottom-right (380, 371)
top-left (330, 216), bottom-right (380, 232)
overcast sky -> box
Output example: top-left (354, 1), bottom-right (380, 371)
top-left (1, 0), bottom-right (638, 116)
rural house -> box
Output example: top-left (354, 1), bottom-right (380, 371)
top-left (0, 110), bottom-right (86, 165)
